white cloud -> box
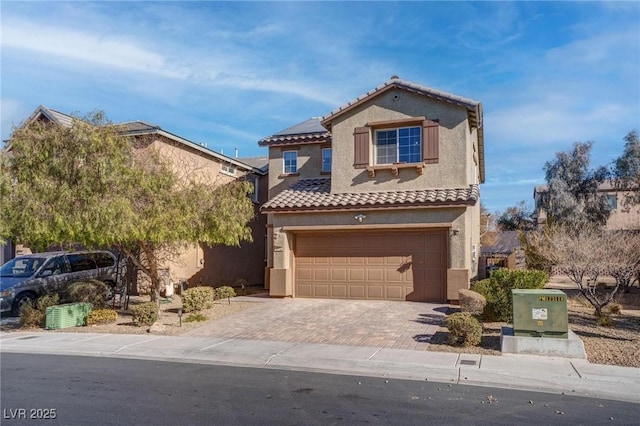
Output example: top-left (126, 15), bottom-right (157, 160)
top-left (1, 20), bottom-right (190, 79)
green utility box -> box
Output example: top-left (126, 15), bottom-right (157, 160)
top-left (512, 289), bottom-right (568, 338)
top-left (45, 303), bottom-right (93, 330)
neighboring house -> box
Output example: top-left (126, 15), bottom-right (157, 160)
top-left (259, 76), bottom-right (484, 302)
top-left (533, 183), bottom-right (640, 230)
top-left (5, 105), bottom-right (268, 290)
top-left (479, 231), bottom-right (525, 280)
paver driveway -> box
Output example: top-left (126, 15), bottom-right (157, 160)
top-left (183, 295), bottom-right (449, 351)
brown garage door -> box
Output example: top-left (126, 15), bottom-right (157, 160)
top-left (295, 231), bottom-right (447, 302)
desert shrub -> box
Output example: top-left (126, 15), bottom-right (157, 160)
top-left (87, 308), bottom-right (118, 325)
top-left (182, 286), bottom-right (214, 312)
top-left (473, 270), bottom-right (548, 322)
top-left (19, 294), bottom-right (60, 328)
top-left (446, 312), bottom-right (482, 347)
top-left (597, 313), bottom-right (614, 327)
top-left (606, 303), bottom-right (622, 315)
top-left (185, 313), bottom-right (208, 323)
top-left (215, 286), bottom-right (236, 304)
top-left (459, 289), bottom-right (486, 315)
top-left (69, 280), bottom-right (108, 308)
top-left (131, 301), bottom-right (159, 326)
top-left (471, 279), bottom-right (500, 321)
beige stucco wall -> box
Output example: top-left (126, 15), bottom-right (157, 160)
top-left (329, 88), bottom-right (472, 193)
top-left (267, 143), bottom-right (328, 199)
top-left (605, 191), bottom-right (640, 230)
top-left (269, 207), bottom-right (469, 271)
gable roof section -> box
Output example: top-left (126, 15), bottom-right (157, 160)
top-left (481, 231), bottom-right (521, 255)
top-left (320, 76), bottom-right (485, 183)
top-left (259, 117), bottom-right (331, 147)
top-left (118, 122), bottom-right (265, 174)
top-left (20, 105), bottom-right (265, 175)
top-left (262, 178), bottom-right (479, 212)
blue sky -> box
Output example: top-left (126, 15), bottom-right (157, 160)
top-left (1, 1), bottom-right (638, 213)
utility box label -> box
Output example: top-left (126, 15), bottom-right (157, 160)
top-left (532, 308), bottom-right (548, 320)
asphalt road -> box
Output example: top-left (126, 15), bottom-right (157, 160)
top-left (1, 354), bottom-right (637, 425)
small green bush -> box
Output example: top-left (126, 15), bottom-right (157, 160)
top-left (182, 286), bottom-right (214, 312)
top-left (215, 286), bottom-right (236, 304)
top-left (69, 280), bottom-right (108, 308)
top-left (185, 313), bottom-right (208, 322)
top-left (131, 301), bottom-right (159, 326)
top-left (458, 289), bottom-right (486, 315)
top-left (446, 312), bottom-right (482, 347)
top-left (87, 308), bottom-right (118, 325)
top-left (472, 270), bottom-right (548, 322)
top-left (19, 294), bottom-right (60, 328)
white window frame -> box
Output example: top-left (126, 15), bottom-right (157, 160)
top-left (283, 150), bottom-right (298, 174)
top-left (220, 163), bottom-right (237, 176)
top-left (606, 194), bottom-right (617, 211)
top-left (247, 175), bottom-right (259, 203)
top-left (375, 126), bottom-right (422, 165)
top-left (321, 148), bottom-right (331, 173)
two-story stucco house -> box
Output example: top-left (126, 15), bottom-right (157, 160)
top-left (259, 77), bottom-right (485, 302)
top-left (7, 105), bottom-right (268, 291)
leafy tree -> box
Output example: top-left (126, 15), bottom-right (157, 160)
top-left (479, 202), bottom-right (497, 246)
top-left (611, 130), bottom-right (640, 206)
top-left (542, 141), bottom-right (609, 227)
top-left (2, 112), bottom-right (255, 302)
top-left (496, 200), bottom-right (534, 231)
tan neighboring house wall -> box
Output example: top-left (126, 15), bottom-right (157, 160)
top-left (533, 184), bottom-right (640, 231)
top-left (260, 77), bottom-right (484, 302)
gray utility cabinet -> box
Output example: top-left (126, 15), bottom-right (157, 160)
top-left (512, 289), bottom-right (568, 338)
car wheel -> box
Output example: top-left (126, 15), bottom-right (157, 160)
top-left (12, 292), bottom-right (37, 316)
top-left (104, 282), bottom-right (117, 301)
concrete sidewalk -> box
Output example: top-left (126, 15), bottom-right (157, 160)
top-left (1, 331), bottom-right (638, 403)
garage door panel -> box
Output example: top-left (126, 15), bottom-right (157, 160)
top-left (331, 285), bottom-right (347, 298)
top-left (349, 268), bottom-right (365, 281)
top-left (367, 285), bottom-right (384, 299)
top-left (314, 268), bottom-right (329, 281)
top-left (331, 268), bottom-right (347, 281)
top-left (297, 284), bottom-right (313, 297)
top-left (367, 268), bottom-right (384, 281)
top-left (295, 231), bottom-right (446, 302)
top-left (385, 286), bottom-right (405, 300)
top-left (350, 285), bottom-right (365, 298)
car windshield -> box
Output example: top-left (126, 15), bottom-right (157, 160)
top-left (0, 257), bottom-right (48, 278)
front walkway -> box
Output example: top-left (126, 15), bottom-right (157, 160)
top-left (182, 296), bottom-right (448, 351)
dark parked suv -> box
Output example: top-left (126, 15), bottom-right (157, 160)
top-left (0, 250), bottom-right (119, 315)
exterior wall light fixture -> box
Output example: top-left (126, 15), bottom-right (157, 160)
top-left (354, 213), bottom-right (367, 223)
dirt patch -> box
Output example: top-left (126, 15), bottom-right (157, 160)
top-left (428, 290), bottom-right (640, 367)
top-left (1, 294), bottom-right (262, 336)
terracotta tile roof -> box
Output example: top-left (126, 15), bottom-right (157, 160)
top-left (259, 117), bottom-right (331, 147)
top-left (262, 178), bottom-right (479, 212)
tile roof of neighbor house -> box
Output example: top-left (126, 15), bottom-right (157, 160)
top-left (27, 105), bottom-right (263, 174)
top-left (239, 156), bottom-right (269, 172)
top-left (258, 117), bottom-right (330, 147)
top-left (481, 231), bottom-right (521, 255)
top-left (261, 178), bottom-right (479, 212)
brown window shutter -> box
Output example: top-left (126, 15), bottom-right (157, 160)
top-left (422, 119), bottom-right (439, 164)
top-left (353, 127), bottom-right (370, 168)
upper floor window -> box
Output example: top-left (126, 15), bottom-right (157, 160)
top-left (247, 175), bottom-right (259, 203)
top-left (606, 194), bottom-right (617, 210)
top-left (283, 151), bottom-right (298, 174)
top-left (221, 163), bottom-right (236, 176)
top-left (375, 126), bottom-right (421, 165)
top-left (321, 148), bottom-right (332, 173)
